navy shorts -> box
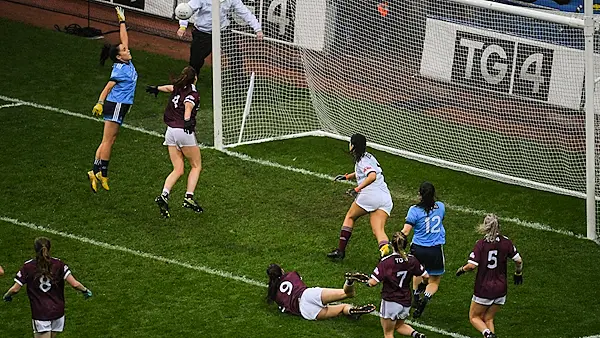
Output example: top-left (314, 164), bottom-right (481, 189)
top-left (103, 101), bottom-right (131, 125)
top-left (410, 243), bottom-right (445, 276)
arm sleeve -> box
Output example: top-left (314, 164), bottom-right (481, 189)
top-left (109, 66), bottom-right (127, 83)
top-left (179, 0), bottom-right (202, 27)
top-left (468, 241), bottom-right (481, 266)
top-left (233, 0), bottom-right (262, 32)
top-left (14, 266), bottom-right (27, 286)
top-left (411, 257), bottom-right (427, 277)
top-left (509, 242), bottom-right (521, 261)
top-left (184, 92), bottom-right (199, 107)
top-left (62, 263), bottom-right (72, 280)
top-left (405, 207), bottom-right (417, 226)
top-left (370, 262), bottom-right (384, 283)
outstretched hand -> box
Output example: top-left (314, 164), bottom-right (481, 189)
top-left (116, 6), bottom-right (126, 23)
top-left (146, 85), bottom-right (159, 97)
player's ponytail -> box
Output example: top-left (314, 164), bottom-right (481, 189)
top-left (266, 263), bottom-right (283, 304)
top-left (392, 232), bottom-right (408, 260)
top-left (34, 237), bottom-right (53, 281)
top-left (349, 133), bottom-right (367, 163)
top-left (478, 214), bottom-right (500, 242)
top-left (417, 182), bottom-right (436, 215)
top-left (171, 66), bottom-right (197, 90)
top-left (100, 43), bottom-right (121, 66)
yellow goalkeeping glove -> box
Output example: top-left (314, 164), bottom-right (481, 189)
top-left (92, 100), bottom-right (104, 116)
top-left (115, 6), bottom-right (126, 23)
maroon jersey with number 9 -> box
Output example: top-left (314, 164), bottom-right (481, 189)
top-left (274, 271), bottom-right (308, 316)
top-left (14, 258), bottom-right (71, 320)
top-left (468, 236), bottom-right (520, 299)
top-left (163, 84), bottom-right (200, 131)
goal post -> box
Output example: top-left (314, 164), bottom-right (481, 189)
top-left (213, 0), bottom-right (599, 241)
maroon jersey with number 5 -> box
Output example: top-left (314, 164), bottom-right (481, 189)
top-left (14, 258), bottom-right (71, 320)
top-left (468, 236), bottom-right (520, 299)
top-left (371, 253), bottom-right (426, 306)
top-left (274, 271), bottom-right (308, 316)
top-left (163, 84), bottom-right (200, 131)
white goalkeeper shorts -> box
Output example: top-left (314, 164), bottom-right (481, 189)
top-left (356, 191), bottom-right (393, 216)
top-left (472, 295), bottom-right (506, 306)
top-left (299, 287), bottom-right (324, 320)
top-left (379, 300), bottom-right (410, 321)
top-left (32, 316), bottom-right (64, 333)
top-left (163, 126), bottom-right (197, 150)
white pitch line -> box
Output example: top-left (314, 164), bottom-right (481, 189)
top-left (0, 215), bottom-right (471, 338)
top-left (0, 102), bottom-right (24, 109)
top-left (0, 94), bottom-right (593, 243)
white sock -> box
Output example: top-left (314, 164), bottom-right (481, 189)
top-left (482, 329), bottom-right (491, 336)
top-left (186, 191), bottom-right (193, 196)
top-left (162, 188), bottom-right (170, 196)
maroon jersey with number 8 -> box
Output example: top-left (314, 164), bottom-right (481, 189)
top-left (468, 236), bottom-right (520, 299)
top-left (14, 258), bottom-right (71, 320)
top-left (274, 271), bottom-right (308, 316)
top-left (163, 84), bottom-right (200, 131)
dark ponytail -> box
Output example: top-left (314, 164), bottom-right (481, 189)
top-left (392, 232), bottom-right (408, 260)
top-left (417, 181), bottom-right (436, 215)
top-left (349, 133), bottom-right (367, 163)
top-left (171, 66), bottom-right (197, 90)
top-left (100, 43), bottom-right (120, 66)
top-left (34, 237), bottom-right (52, 280)
top-left (266, 264), bottom-right (283, 304)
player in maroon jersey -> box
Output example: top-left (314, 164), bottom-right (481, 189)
top-left (266, 264), bottom-right (375, 320)
top-left (367, 232), bottom-right (428, 338)
top-left (2, 237), bottom-right (92, 337)
top-left (146, 66), bottom-right (204, 218)
top-left (455, 214), bottom-right (523, 338)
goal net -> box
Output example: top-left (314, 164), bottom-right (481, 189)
top-left (220, 0), bottom-right (598, 239)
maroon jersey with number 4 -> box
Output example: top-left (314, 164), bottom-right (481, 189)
top-left (371, 253), bottom-right (426, 306)
top-left (468, 236), bottom-right (520, 299)
top-left (15, 258), bottom-right (71, 320)
top-left (163, 84), bottom-right (200, 131)
top-left (274, 271), bottom-right (308, 316)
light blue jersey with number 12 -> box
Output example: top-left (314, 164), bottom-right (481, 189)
top-left (405, 202), bottom-right (446, 247)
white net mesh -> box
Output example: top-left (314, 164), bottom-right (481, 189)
top-left (221, 0), bottom-right (597, 235)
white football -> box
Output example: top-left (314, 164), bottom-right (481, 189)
top-left (175, 2), bottom-right (193, 20)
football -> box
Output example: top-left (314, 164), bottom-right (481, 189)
top-left (175, 2), bottom-right (193, 20)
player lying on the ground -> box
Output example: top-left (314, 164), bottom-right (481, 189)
top-left (3, 237), bottom-right (92, 338)
top-left (455, 214), bottom-right (523, 338)
top-left (146, 66), bottom-right (204, 218)
top-left (329, 133), bottom-right (394, 260)
top-left (367, 232), bottom-right (429, 338)
top-left (400, 182), bottom-right (446, 319)
top-left (88, 6), bottom-right (138, 193)
top-left (266, 263), bottom-right (375, 320)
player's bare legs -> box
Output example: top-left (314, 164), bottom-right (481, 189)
top-left (97, 121), bottom-right (120, 161)
top-left (34, 332), bottom-right (51, 338)
top-left (469, 301), bottom-right (490, 334)
top-left (483, 304), bottom-right (500, 333)
top-left (181, 146), bottom-right (201, 194)
top-left (51, 332), bottom-right (58, 338)
top-left (316, 304), bottom-right (351, 319)
top-left (320, 287), bottom-right (353, 304)
top-left (381, 317), bottom-right (397, 338)
top-left (328, 202), bottom-right (368, 259)
top-left (165, 146), bottom-right (185, 190)
top-left (369, 209), bottom-right (392, 256)
top-left (425, 275), bottom-right (441, 296)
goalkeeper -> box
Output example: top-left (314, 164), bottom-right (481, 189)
top-left (87, 6), bottom-right (138, 193)
top-left (176, 0), bottom-right (263, 76)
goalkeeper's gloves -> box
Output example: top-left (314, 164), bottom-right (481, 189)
top-left (146, 85), bottom-right (160, 97)
top-left (82, 289), bottom-right (93, 299)
top-left (92, 100), bottom-right (104, 116)
top-left (346, 187), bottom-right (359, 198)
top-left (115, 6), bottom-right (126, 23)
top-left (456, 266), bottom-right (467, 277)
top-left (334, 174), bottom-right (348, 181)
top-left (183, 119), bottom-right (193, 134)
top-left (514, 271), bottom-right (523, 285)
top-left (3, 293), bottom-right (12, 302)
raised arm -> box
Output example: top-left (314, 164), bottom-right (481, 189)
top-left (177, 0), bottom-right (201, 38)
top-left (145, 84), bottom-right (174, 97)
top-left (115, 7), bottom-right (128, 50)
top-left (232, 0), bottom-right (263, 39)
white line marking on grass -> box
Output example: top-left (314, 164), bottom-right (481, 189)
top-left (1, 215), bottom-right (471, 338)
top-left (0, 94), bottom-right (592, 243)
top-left (0, 102), bottom-right (24, 109)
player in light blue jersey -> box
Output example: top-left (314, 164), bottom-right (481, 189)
top-left (87, 6), bottom-right (138, 192)
top-left (400, 182), bottom-right (446, 319)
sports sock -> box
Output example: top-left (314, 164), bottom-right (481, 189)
top-left (482, 329), bottom-right (491, 337)
top-left (161, 189), bottom-right (170, 199)
top-left (185, 192), bottom-right (194, 199)
top-left (424, 292), bottom-right (432, 300)
top-left (378, 240), bottom-right (390, 248)
top-left (338, 226), bottom-right (353, 252)
top-left (100, 160), bottom-right (109, 177)
top-left (411, 331), bottom-right (420, 338)
top-left (93, 159), bottom-right (101, 174)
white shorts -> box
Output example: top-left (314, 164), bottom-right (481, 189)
top-left (32, 316), bottom-right (64, 333)
top-left (379, 299), bottom-right (410, 320)
top-left (472, 295), bottom-right (506, 306)
top-left (356, 191), bottom-right (393, 216)
top-left (299, 287), bottom-right (324, 320)
top-left (163, 126), bottom-right (197, 150)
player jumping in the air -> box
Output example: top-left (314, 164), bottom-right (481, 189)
top-left (367, 232), bottom-right (429, 338)
top-left (3, 237), bottom-right (93, 338)
top-left (266, 264), bottom-right (375, 320)
top-left (456, 214), bottom-right (523, 338)
top-left (88, 6), bottom-right (138, 192)
top-left (400, 182), bottom-right (446, 318)
top-left (329, 133), bottom-right (394, 260)
top-left (146, 66), bottom-right (203, 218)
